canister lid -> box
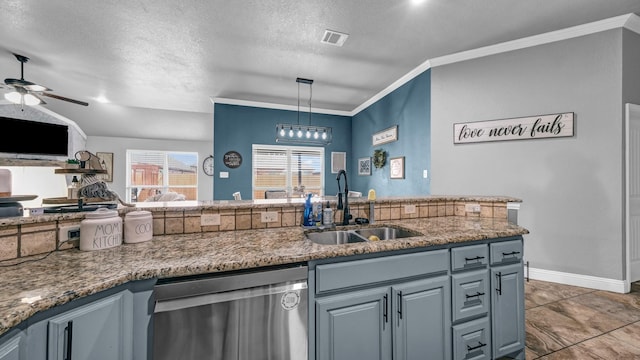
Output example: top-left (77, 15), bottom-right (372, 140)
top-left (125, 210), bottom-right (152, 219)
top-left (84, 208), bottom-right (119, 219)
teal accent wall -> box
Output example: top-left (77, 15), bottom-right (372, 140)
top-left (213, 104), bottom-right (351, 200)
top-left (351, 70), bottom-right (431, 197)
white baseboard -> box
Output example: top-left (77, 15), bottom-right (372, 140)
top-left (528, 267), bottom-right (629, 293)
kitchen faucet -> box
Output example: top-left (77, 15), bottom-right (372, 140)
top-left (336, 170), bottom-right (352, 225)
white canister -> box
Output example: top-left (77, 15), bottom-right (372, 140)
top-left (80, 208), bottom-right (123, 251)
top-left (124, 210), bottom-right (153, 243)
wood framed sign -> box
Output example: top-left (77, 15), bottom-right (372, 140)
top-left (372, 125), bottom-right (398, 146)
top-left (454, 112), bottom-right (574, 144)
top-left (223, 151), bottom-right (242, 168)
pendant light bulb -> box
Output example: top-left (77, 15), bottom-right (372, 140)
top-left (306, 130), bottom-right (311, 138)
top-left (314, 131), bottom-right (319, 139)
top-left (297, 129), bottom-right (303, 138)
top-left (289, 128), bottom-right (294, 137)
top-left (322, 131), bottom-right (327, 140)
top-left (279, 127), bottom-right (286, 137)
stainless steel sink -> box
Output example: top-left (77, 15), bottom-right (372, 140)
top-left (306, 226), bottom-right (422, 245)
top-left (306, 231), bottom-right (367, 245)
top-left (355, 227), bottom-right (420, 241)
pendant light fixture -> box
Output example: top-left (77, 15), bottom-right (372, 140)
top-left (276, 77), bottom-right (332, 145)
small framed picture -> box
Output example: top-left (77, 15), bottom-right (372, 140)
top-left (331, 152), bottom-right (346, 174)
top-left (96, 152), bottom-right (114, 182)
top-left (358, 157), bottom-right (371, 176)
top-left (390, 156), bottom-right (404, 179)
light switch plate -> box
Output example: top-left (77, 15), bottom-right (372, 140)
top-left (465, 203), bottom-right (481, 213)
top-left (261, 211), bottom-right (278, 223)
top-left (423, 170), bottom-right (428, 178)
top-left (201, 214), bottom-right (221, 226)
top-left (404, 204), bottom-right (416, 214)
top-left (220, 172), bottom-right (229, 178)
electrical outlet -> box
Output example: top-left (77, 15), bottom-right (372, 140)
top-left (465, 203), bottom-right (481, 213)
top-left (261, 211), bottom-right (278, 223)
top-left (404, 204), bottom-right (416, 214)
top-left (59, 225), bottom-right (81, 242)
top-left (201, 214), bottom-right (221, 226)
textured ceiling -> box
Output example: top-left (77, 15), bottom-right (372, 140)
top-left (1, 0), bottom-right (640, 140)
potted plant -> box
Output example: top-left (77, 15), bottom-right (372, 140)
top-left (65, 159), bottom-right (80, 169)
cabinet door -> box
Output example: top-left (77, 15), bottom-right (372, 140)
top-left (393, 276), bottom-right (451, 360)
top-left (0, 331), bottom-right (24, 360)
top-left (316, 287), bottom-right (391, 360)
top-left (490, 263), bottom-right (525, 358)
top-left (47, 291), bottom-right (133, 360)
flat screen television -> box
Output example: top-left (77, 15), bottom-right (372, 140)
top-left (0, 116), bottom-right (69, 156)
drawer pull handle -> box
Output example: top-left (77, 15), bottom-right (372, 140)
top-left (496, 272), bottom-right (503, 295)
top-left (465, 291), bottom-right (485, 300)
top-left (467, 341), bottom-right (487, 352)
top-left (397, 291), bottom-right (403, 320)
top-left (464, 255), bottom-right (485, 262)
top-left (502, 251), bottom-right (521, 257)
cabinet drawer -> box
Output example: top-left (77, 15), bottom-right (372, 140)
top-left (451, 244), bottom-right (488, 271)
top-left (490, 240), bottom-right (523, 265)
top-left (452, 317), bottom-right (491, 360)
top-left (315, 250), bottom-right (448, 294)
top-left (452, 269), bottom-right (489, 323)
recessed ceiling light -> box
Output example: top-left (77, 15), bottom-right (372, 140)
top-left (411, 0), bottom-right (426, 5)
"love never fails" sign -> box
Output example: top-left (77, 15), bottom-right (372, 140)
top-left (453, 112), bottom-right (574, 144)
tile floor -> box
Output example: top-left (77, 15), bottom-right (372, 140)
top-left (525, 279), bottom-right (640, 359)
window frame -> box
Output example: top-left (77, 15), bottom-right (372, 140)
top-left (252, 144), bottom-right (325, 199)
top-left (125, 149), bottom-right (199, 203)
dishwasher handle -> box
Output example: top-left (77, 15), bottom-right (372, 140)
top-left (154, 280), bottom-right (307, 313)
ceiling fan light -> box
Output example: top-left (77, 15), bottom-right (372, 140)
top-left (4, 92), bottom-right (21, 104)
top-left (23, 94), bottom-right (41, 106)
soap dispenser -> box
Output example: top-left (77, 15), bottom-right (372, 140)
top-left (303, 193), bottom-right (314, 226)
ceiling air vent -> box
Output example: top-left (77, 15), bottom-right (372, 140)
top-left (321, 29), bottom-right (349, 47)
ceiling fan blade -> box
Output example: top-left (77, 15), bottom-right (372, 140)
top-left (41, 92), bottom-right (89, 106)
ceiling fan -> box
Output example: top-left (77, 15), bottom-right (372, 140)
top-left (3, 53), bottom-right (88, 107)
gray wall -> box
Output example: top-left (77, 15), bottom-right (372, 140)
top-left (431, 29), bottom-right (625, 280)
top-left (86, 136), bottom-right (214, 201)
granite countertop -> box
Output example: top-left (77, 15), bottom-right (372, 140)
top-left (0, 216), bottom-right (528, 337)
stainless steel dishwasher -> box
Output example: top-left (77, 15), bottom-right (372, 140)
top-left (153, 265), bottom-right (308, 360)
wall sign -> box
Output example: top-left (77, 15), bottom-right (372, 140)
top-left (453, 112), bottom-right (574, 144)
top-left (372, 125), bottom-right (398, 146)
top-left (223, 151), bottom-right (242, 168)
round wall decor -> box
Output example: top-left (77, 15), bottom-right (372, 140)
top-left (223, 151), bottom-right (242, 168)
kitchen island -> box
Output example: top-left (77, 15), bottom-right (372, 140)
top-left (0, 195), bottom-right (528, 359)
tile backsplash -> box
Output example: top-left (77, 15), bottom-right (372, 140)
top-left (0, 199), bottom-right (511, 262)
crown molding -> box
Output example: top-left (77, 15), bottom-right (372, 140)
top-left (624, 12), bottom-right (640, 34)
top-left (354, 13), bottom-right (638, 116)
top-left (211, 97), bottom-right (352, 117)
top-left (215, 13), bottom-right (639, 118)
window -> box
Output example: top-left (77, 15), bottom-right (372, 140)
top-left (126, 150), bottom-right (198, 202)
top-left (252, 144), bottom-right (324, 199)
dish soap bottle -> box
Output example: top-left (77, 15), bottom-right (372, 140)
top-left (322, 202), bottom-right (333, 226)
top-left (303, 193), bottom-right (314, 226)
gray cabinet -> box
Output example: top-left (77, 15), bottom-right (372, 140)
top-left (316, 286), bottom-right (391, 360)
top-left (314, 250), bottom-right (451, 360)
top-left (450, 244), bottom-right (491, 360)
top-left (392, 276), bottom-right (450, 360)
top-left (490, 240), bottom-right (525, 359)
top-left (47, 291), bottom-right (133, 360)
top-left (0, 330), bottom-right (25, 360)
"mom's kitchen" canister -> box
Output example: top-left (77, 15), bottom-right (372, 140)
top-left (80, 208), bottom-right (123, 251)
top-left (124, 210), bottom-right (153, 243)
